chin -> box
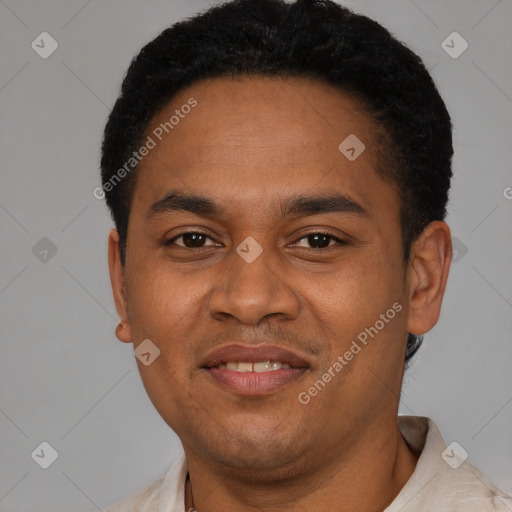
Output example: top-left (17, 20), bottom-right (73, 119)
top-left (213, 448), bottom-right (300, 477)
top-left (202, 425), bottom-right (306, 473)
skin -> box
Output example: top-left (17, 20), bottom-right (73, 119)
top-left (108, 76), bottom-right (452, 512)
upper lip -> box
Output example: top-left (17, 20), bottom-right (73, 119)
top-left (201, 343), bottom-right (310, 369)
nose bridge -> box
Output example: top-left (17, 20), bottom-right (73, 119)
top-left (208, 241), bottom-right (299, 324)
top-left (233, 245), bottom-right (275, 293)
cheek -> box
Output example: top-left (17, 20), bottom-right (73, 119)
top-left (301, 251), bottom-right (406, 381)
top-left (306, 253), bottom-right (397, 323)
top-left (127, 272), bottom-right (204, 421)
top-left (126, 264), bottom-right (201, 330)
top-left (125, 265), bottom-right (210, 374)
top-left (136, 361), bottom-right (192, 435)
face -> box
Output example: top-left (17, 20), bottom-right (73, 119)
top-left (109, 76), bottom-right (442, 478)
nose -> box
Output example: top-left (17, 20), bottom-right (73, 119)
top-left (207, 244), bottom-right (300, 325)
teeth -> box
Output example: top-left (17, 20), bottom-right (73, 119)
top-left (253, 361), bottom-right (271, 372)
top-left (237, 362), bottom-right (253, 372)
top-left (216, 360), bottom-right (292, 372)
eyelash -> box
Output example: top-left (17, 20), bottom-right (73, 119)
top-left (164, 230), bottom-right (346, 250)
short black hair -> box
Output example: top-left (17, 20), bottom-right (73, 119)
top-left (100, 0), bottom-right (453, 362)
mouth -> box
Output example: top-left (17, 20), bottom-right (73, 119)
top-left (201, 344), bottom-right (310, 396)
top-left (215, 360), bottom-right (294, 371)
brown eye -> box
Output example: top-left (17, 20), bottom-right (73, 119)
top-left (167, 232), bottom-right (219, 248)
top-left (294, 232), bottom-right (345, 249)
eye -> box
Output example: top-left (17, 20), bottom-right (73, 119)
top-left (293, 232), bottom-right (346, 249)
top-left (164, 231), bottom-right (345, 250)
top-left (166, 231), bottom-right (220, 248)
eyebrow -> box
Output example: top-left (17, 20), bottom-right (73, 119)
top-left (146, 189), bottom-right (368, 220)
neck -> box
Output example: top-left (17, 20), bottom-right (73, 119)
top-left (183, 417), bottom-right (419, 512)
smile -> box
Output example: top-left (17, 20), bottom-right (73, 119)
top-left (214, 361), bottom-right (292, 372)
top-left (202, 344), bottom-right (310, 395)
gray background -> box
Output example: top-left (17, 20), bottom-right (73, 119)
top-left (1, 0), bottom-right (511, 510)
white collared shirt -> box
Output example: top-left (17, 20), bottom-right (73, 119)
top-left (107, 416), bottom-right (511, 511)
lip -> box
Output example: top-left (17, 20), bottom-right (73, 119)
top-left (201, 343), bottom-right (310, 396)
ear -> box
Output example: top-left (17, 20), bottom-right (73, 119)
top-left (406, 221), bottom-right (452, 336)
top-left (108, 228), bottom-right (132, 343)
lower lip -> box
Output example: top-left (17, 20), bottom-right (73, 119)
top-left (204, 367), bottom-right (307, 395)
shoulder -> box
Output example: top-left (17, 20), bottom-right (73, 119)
top-left (106, 453), bottom-right (188, 512)
top-left (106, 477), bottom-right (164, 512)
top-left (391, 416), bottom-right (511, 512)
top-left (437, 458), bottom-right (512, 511)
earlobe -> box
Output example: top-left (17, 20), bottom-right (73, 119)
top-left (108, 228), bottom-right (132, 343)
top-left (406, 221), bottom-right (452, 336)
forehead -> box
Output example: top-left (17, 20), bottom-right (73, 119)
top-left (133, 75), bottom-right (396, 218)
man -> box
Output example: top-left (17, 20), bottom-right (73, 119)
top-left (100, 0), bottom-right (510, 510)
